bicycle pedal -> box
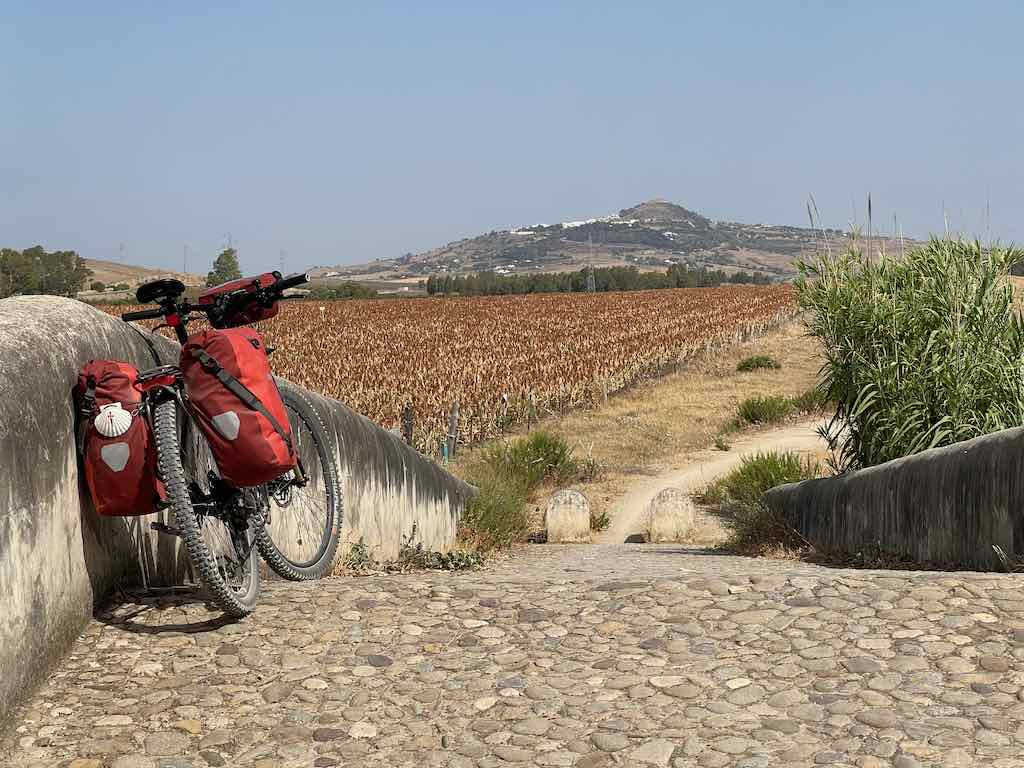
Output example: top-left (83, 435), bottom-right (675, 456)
top-left (151, 522), bottom-right (181, 537)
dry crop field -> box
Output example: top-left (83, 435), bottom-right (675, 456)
top-left (102, 286), bottom-right (796, 451)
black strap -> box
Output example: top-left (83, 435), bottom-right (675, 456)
top-left (125, 321), bottom-right (165, 368)
top-left (76, 377), bottom-right (96, 455)
top-left (193, 348), bottom-right (294, 456)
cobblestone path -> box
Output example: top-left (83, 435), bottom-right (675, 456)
top-left (5, 545), bottom-right (1024, 768)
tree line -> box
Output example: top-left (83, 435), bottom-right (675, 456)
top-left (306, 281), bottom-right (379, 300)
top-left (1, 246), bottom-right (92, 299)
top-left (425, 264), bottom-right (772, 296)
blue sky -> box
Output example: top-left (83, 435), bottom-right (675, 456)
top-left (3, 2), bottom-right (1023, 273)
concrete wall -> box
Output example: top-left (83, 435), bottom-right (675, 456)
top-left (763, 427), bottom-right (1024, 570)
top-left (0, 295), bottom-right (473, 725)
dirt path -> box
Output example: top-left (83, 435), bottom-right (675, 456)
top-left (597, 419), bottom-right (825, 544)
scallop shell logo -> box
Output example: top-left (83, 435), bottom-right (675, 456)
top-left (94, 403), bottom-right (132, 438)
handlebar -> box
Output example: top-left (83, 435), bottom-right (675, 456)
top-left (214, 272), bottom-right (308, 321)
top-left (276, 272), bottom-right (309, 292)
top-left (122, 307), bottom-right (166, 322)
top-left (122, 272), bottom-right (309, 336)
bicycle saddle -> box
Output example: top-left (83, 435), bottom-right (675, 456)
top-left (136, 278), bottom-right (186, 305)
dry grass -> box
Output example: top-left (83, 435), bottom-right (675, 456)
top-left (1011, 276), bottom-right (1024, 307)
top-left (455, 321), bottom-right (823, 529)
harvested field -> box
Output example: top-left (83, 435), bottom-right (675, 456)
top-left (103, 285), bottom-right (796, 451)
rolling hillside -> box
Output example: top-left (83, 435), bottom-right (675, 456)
top-left (317, 199), bottom-right (910, 283)
top-left (83, 258), bottom-right (203, 287)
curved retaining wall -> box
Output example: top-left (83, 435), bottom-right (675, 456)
top-left (763, 427), bottom-right (1024, 570)
top-left (0, 295), bottom-right (474, 725)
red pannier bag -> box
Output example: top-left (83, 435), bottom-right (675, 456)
top-left (195, 272), bottom-right (280, 327)
top-left (180, 327), bottom-right (296, 487)
top-left (75, 361), bottom-right (166, 516)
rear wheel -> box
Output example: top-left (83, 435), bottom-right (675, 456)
top-left (255, 389), bottom-right (342, 580)
top-left (153, 398), bottom-right (260, 617)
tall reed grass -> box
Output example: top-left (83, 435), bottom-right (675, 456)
top-left (797, 238), bottom-right (1024, 470)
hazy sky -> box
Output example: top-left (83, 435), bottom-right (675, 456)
top-left (3, 2), bottom-right (1022, 273)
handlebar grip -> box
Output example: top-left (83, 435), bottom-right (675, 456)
top-left (275, 272), bottom-right (309, 292)
top-left (122, 308), bottom-right (165, 322)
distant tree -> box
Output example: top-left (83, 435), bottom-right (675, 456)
top-left (206, 248), bottom-right (242, 287)
top-left (414, 262), bottom-right (781, 298)
top-left (90, 280), bottom-right (106, 292)
top-left (0, 245), bottom-right (91, 298)
top-left (307, 281), bottom-right (377, 300)
top-left (1, 248), bottom-right (36, 297)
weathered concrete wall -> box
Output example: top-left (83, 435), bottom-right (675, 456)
top-left (763, 427), bottom-right (1024, 570)
top-left (0, 295), bottom-right (472, 725)
top-left (276, 381), bottom-right (470, 560)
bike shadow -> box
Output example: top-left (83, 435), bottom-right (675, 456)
top-left (94, 588), bottom-right (240, 634)
top-left (78, 474), bottom-right (243, 634)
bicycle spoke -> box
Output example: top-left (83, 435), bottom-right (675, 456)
top-left (255, 390), bottom-right (341, 580)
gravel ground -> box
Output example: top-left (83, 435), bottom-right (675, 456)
top-left (4, 544), bottom-right (1024, 768)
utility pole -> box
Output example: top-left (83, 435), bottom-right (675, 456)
top-left (586, 234), bottom-right (596, 292)
top-left (183, 244), bottom-right (189, 275)
top-left (279, 249), bottom-right (286, 274)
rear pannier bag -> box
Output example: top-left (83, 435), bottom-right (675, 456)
top-left (181, 327), bottom-right (296, 487)
top-left (75, 360), bottom-right (166, 516)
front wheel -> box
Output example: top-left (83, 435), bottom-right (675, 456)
top-left (255, 388), bottom-right (343, 580)
top-left (153, 398), bottom-right (260, 617)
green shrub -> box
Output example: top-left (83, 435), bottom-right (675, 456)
top-left (396, 541), bottom-right (483, 571)
top-left (737, 355), bottom-right (781, 372)
top-left (790, 387), bottom-right (829, 414)
top-left (483, 430), bottom-right (578, 490)
top-left (736, 395), bottom-right (793, 425)
top-left (704, 451), bottom-right (820, 508)
top-left (725, 501), bottom-right (808, 554)
top-left (459, 468), bottom-right (530, 551)
top-left (698, 451), bottom-right (820, 553)
top-left (718, 417), bottom-right (742, 435)
top-left (798, 238), bottom-right (1024, 470)
top-left (481, 430), bottom-right (600, 490)
top-left (693, 479), bottom-right (727, 507)
top-left (460, 431), bottom-right (600, 550)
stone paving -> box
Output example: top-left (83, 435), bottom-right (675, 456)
top-left (5, 544), bottom-right (1024, 768)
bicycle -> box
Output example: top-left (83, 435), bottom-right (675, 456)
top-left (122, 272), bottom-right (342, 616)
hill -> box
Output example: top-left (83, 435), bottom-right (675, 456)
top-left (83, 258), bottom-right (203, 288)
top-left (78, 258), bottom-right (204, 300)
top-left (317, 199), bottom-right (910, 283)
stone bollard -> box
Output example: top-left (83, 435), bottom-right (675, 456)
top-left (545, 489), bottom-right (591, 543)
top-left (645, 487), bottom-right (695, 543)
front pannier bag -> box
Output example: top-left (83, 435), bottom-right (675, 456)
top-left (75, 360), bottom-right (166, 516)
top-left (181, 328), bottom-right (296, 487)
top-left (195, 272), bottom-right (281, 327)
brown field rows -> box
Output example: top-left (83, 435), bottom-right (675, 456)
top-left (102, 285), bottom-right (796, 450)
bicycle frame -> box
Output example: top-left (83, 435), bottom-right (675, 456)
top-left (122, 270), bottom-right (337, 614)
